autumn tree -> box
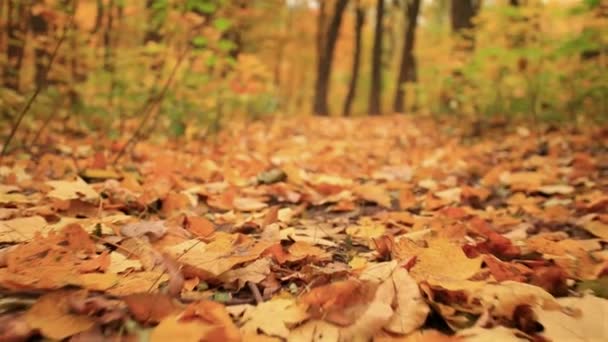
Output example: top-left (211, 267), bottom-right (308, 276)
top-left (343, 0), bottom-right (365, 117)
top-left (313, 0), bottom-right (349, 116)
top-left (368, 0), bottom-right (384, 115)
top-left (393, 0), bottom-right (421, 114)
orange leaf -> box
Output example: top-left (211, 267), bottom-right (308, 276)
top-left (25, 290), bottom-right (95, 340)
top-left (185, 216), bottom-right (215, 238)
top-left (124, 293), bottom-right (178, 324)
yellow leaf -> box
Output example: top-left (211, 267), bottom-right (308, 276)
top-left (46, 177), bottom-right (99, 201)
top-left (151, 314), bottom-right (213, 342)
top-left (582, 220), bottom-right (608, 239)
top-left (0, 216), bottom-right (51, 243)
top-left (241, 299), bottom-right (309, 338)
top-left (537, 295), bottom-right (608, 342)
top-left (407, 239), bottom-right (483, 282)
top-left (353, 184), bottom-right (392, 208)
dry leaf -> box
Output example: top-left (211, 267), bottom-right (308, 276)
top-left (46, 178), bottom-right (99, 201)
top-left (354, 184), bottom-right (392, 208)
top-left (536, 295), bottom-right (608, 341)
top-left (241, 299), bottom-right (309, 338)
top-left (25, 290), bottom-right (96, 340)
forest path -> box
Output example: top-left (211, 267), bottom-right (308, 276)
top-left (0, 116), bottom-right (607, 340)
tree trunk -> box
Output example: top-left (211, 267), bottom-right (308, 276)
top-left (4, 0), bottom-right (28, 91)
top-left (343, 2), bottom-right (365, 117)
top-left (92, 0), bottom-right (103, 34)
top-left (313, 0), bottom-right (349, 116)
top-left (450, 0), bottom-right (481, 50)
top-left (30, 1), bottom-right (50, 89)
top-left (368, 0), bottom-right (384, 116)
top-left (393, 0), bottom-right (421, 114)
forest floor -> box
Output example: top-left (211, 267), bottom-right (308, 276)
top-left (0, 115), bottom-right (607, 341)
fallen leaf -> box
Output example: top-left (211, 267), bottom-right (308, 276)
top-left (353, 184), bottom-right (392, 208)
top-left (0, 216), bottom-right (51, 243)
top-left (233, 197), bottom-right (268, 211)
top-left (151, 314), bottom-right (214, 342)
top-left (46, 177), bottom-right (99, 201)
top-left (536, 295), bottom-right (608, 341)
top-left (181, 300), bottom-right (241, 341)
top-left (404, 238), bottom-right (483, 282)
top-left (537, 184), bottom-right (575, 195)
top-left (107, 251), bottom-right (143, 274)
top-left (121, 220), bottom-right (167, 240)
top-left (219, 257), bottom-right (271, 289)
top-left (241, 298), bottom-right (309, 338)
top-left (25, 290), bottom-right (96, 340)
top-left (185, 216), bottom-right (215, 237)
top-left (456, 326), bottom-right (527, 341)
top-left (124, 293), bottom-right (178, 324)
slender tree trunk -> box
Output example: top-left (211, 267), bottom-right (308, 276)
top-left (368, 0), bottom-right (385, 115)
top-left (343, 2), bottom-right (365, 117)
top-left (30, 1), bottom-right (50, 89)
top-left (4, 0), bottom-right (28, 91)
top-left (393, 0), bottom-right (421, 114)
top-left (316, 1), bottom-right (326, 67)
top-left (450, 0), bottom-right (481, 48)
top-left (144, 0), bottom-right (163, 43)
top-left (313, 0), bottom-right (349, 116)
top-left (92, 0), bottom-right (103, 34)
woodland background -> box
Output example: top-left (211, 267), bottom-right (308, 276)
top-left (0, 0), bottom-right (607, 144)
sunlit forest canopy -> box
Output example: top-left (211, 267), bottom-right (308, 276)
top-left (0, 0), bottom-right (606, 143)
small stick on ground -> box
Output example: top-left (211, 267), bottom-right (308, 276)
top-left (248, 281), bottom-right (264, 305)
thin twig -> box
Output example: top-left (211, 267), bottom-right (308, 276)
top-left (247, 281), bottom-right (264, 305)
top-left (112, 45), bottom-right (190, 164)
top-left (0, 12), bottom-right (75, 161)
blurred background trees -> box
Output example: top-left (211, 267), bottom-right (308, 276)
top-left (0, 0), bottom-right (606, 144)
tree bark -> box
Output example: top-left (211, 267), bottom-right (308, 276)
top-left (343, 2), bottom-right (365, 117)
top-left (30, 1), bottom-right (50, 89)
top-left (450, 0), bottom-right (482, 51)
top-left (4, 0), bottom-right (28, 91)
top-left (313, 0), bottom-right (349, 116)
top-left (393, 0), bottom-right (421, 114)
top-left (368, 0), bottom-right (384, 115)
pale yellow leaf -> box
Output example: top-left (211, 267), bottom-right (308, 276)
top-left (241, 298), bottom-right (309, 338)
top-left (46, 177), bottom-right (99, 201)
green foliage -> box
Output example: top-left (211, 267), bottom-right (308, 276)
top-left (423, 2), bottom-right (608, 123)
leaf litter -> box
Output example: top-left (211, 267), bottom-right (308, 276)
top-left (0, 116), bottom-right (607, 341)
